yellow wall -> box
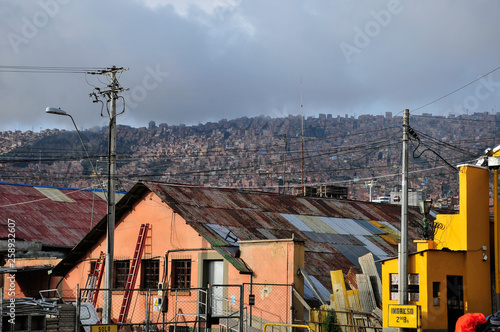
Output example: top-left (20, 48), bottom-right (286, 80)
top-left (434, 165), bottom-right (490, 252)
top-left (382, 165), bottom-right (492, 330)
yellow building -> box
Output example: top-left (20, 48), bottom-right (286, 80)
top-left (381, 165), bottom-right (492, 332)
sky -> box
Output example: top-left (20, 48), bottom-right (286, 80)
top-left (1, 0), bottom-right (500, 132)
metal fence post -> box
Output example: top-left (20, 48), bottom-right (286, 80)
top-left (1, 287), bottom-right (3, 332)
top-left (239, 285), bottom-right (244, 332)
top-left (76, 284), bottom-right (80, 332)
top-left (146, 289), bottom-right (150, 332)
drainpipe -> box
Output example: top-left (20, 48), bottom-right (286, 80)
top-left (249, 274), bottom-right (253, 326)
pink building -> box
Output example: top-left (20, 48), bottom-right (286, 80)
top-left (47, 181), bottom-right (423, 329)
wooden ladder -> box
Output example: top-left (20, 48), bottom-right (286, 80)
top-left (118, 223), bottom-right (149, 324)
top-left (81, 251), bottom-right (105, 306)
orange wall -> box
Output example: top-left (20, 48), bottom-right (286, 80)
top-left (61, 191), bottom-right (305, 324)
top-left (237, 239), bottom-right (304, 325)
top-left (62, 191), bottom-right (216, 322)
top-left (63, 191), bottom-right (211, 288)
top-left (61, 193), bottom-right (304, 319)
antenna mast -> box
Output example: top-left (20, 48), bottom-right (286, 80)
top-left (301, 77), bottom-right (305, 196)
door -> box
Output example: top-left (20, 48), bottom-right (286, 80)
top-left (447, 275), bottom-right (464, 332)
top-left (204, 260), bottom-right (224, 316)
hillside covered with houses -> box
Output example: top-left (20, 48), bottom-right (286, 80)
top-left (0, 111), bottom-right (498, 205)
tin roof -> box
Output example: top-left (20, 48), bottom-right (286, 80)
top-left (143, 181), bottom-right (425, 288)
top-left (52, 181), bottom-right (428, 289)
top-left (0, 182), bottom-right (108, 247)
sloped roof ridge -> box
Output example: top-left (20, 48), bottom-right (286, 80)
top-left (0, 181), bottom-right (125, 194)
top-left (141, 180), bottom-right (281, 195)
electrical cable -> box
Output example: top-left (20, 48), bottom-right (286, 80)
top-left (413, 65), bottom-right (500, 112)
top-left (408, 126), bottom-right (458, 171)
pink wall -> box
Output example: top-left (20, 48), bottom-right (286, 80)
top-left (61, 191), bottom-right (304, 324)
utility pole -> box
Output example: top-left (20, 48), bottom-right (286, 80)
top-left (399, 109), bottom-right (409, 309)
top-left (90, 66), bottom-right (128, 324)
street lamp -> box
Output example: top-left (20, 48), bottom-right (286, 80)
top-left (45, 107), bottom-right (106, 197)
top-left (419, 199), bottom-right (433, 240)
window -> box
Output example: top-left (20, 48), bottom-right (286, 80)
top-left (408, 273), bottom-right (420, 301)
top-left (113, 260), bottom-right (130, 288)
top-left (433, 282), bottom-right (440, 306)
top-left (389, 273), bottom-right (420, 302)
top-left (141, 259), bottom-right (160, 289)
top-left (390, 273), bottom-right (399, 301)
top-left (172, 259), bottom-right (191, 289)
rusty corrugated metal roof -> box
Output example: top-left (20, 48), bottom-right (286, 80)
top-left (141, 181), bottom-right (427, 288)
top-left (52, 181), bottom-right (430, 290)
top-left (0, 182), bottom-right (108, 247)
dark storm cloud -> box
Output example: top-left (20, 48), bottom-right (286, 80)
top-left (1, 0), bottom-right (500, 131)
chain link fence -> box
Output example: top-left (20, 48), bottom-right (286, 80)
top-left (76, 283), bottom-right (295, 332)
top-left (242, 283), bottom-right (294, 332)
top-left (309, 308), bottom-right (382, 332)
top-left (77, 285), bottom-right (246, 332)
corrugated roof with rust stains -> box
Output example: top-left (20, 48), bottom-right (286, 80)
top-left (142, 181), bottom-right (427, 289)
top-left (0, 182), bottom-right (108, 247)
top-left (51, 181), bottom-right (431, 290)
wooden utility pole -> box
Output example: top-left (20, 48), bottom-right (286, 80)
top-left (92, 66), bottom-right (128, 324)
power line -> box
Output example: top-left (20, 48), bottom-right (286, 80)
top-left (0, 65), bottom-right (108, 74)
top-left (413, 65), bottom-right (500, 112)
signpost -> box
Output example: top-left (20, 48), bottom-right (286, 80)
top-left (388, 304), bottom-right (420, 329)
top-left (91, 325), bottom-right (118, 332)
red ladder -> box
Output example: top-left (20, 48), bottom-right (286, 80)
top-left (118, 223), bottom-right (149, 324)
top-left (81, 251), bottom-right (105, 305)
top-left (92, 251), bottom-right (106, 307)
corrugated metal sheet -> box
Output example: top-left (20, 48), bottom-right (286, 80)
top-left (303, 232), bottom-right (361, 246)
top-left (281, 214), bottom-right (314, 232)
top-left (35, 187), bottom-right (76, 203)
top-left (320, 217), bottom-right (372, 235)
top-left (347, 290), bottom-right (361, 310)
top-left (354, 235), bottom-right (390, 260)
top-left (351, 219), bottom-right (386, 235)
top-left (299, 215), bottom-right (337, 234)
top-left (330, 243), bottom-right (370, 268)
top-left (356, 274), bottom-right (377, 312)
top-left (358, 253), bottom-right (382, 303)
top-left (256, 228), bottom-right (277, 239)
top-left (0, 183), bottom-right (107, 247)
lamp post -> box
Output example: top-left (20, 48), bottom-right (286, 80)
top-left (419, 199), bottom-right (433, 240)
top-left (47, 106), bottom-right (116, 322)
top-left (45, 107), bottom-right (105, 195)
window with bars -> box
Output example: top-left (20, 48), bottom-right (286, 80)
top-left (172, 259), bottom-right (191, 289)
top-left (113, 260), bottom-right (130, 289)
top-left (141, 259), bottom-right (160, 289)
top-left (389, 273), bottom-right (420, 302)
